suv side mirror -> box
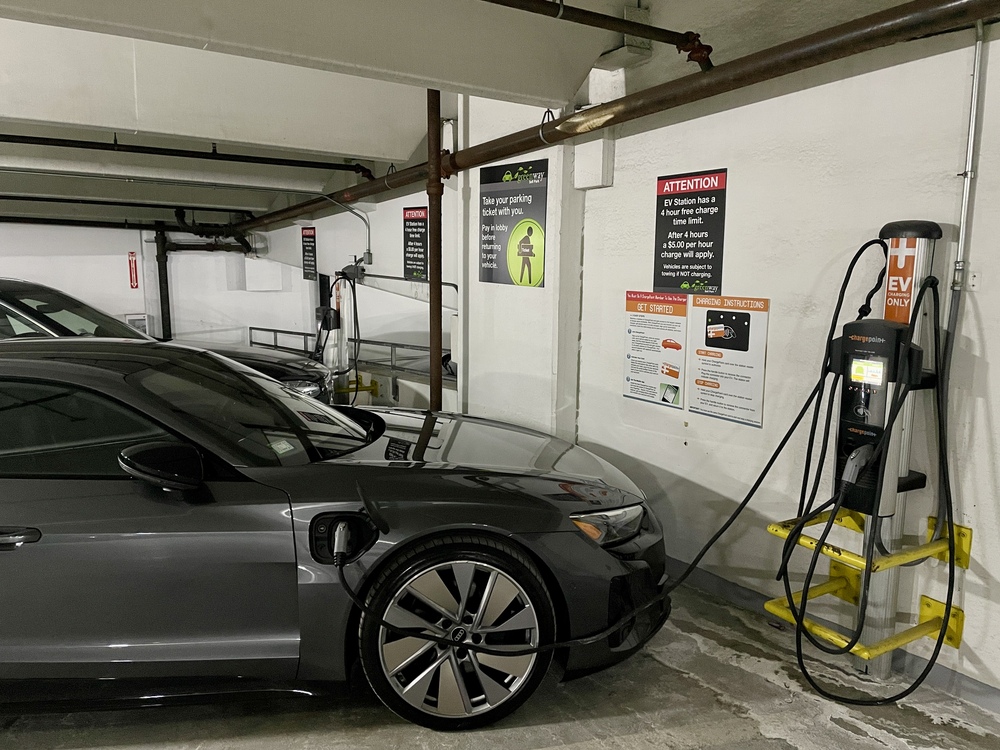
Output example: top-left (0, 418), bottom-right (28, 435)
top-left (119, 442), bottom-right (203, 491)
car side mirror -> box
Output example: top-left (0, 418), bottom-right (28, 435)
top-left (119, 442), bottom-right (203, 491)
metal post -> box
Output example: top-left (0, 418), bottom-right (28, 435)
top-left (856, 222), bottom-right (941, 678)
top-left (154, 226), bottom-right (172, 341)
top-left (427, 90), bottom-right (444, 412)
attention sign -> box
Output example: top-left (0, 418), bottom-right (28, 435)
top-left (301, 227), bottom-right (317, 281)
top-left (403, 207), bottom-right (428, 280)
top-left (653, 168), bottom-right (727, 295)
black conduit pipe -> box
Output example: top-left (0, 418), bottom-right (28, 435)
top-left (427, 90), bottom-right (444, 413)
top-left (154, 227), bottom-right (173, 341)
top-left (481, 0), bottom-right (714, 70)
top-left (0, 133), bottom-right (376, 180)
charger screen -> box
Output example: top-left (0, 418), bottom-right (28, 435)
top-left (850, 358), bottom-right (885, 386)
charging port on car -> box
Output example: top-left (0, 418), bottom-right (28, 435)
top-left (310, 513), bottom-right (378, 565)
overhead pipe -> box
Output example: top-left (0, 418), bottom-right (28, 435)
top-left (447, 0), bottom-right (999, 173)
top-left (237, 0), bottom-right (996, 235)
top-left (0, 132), bottom-right (376, 180)
top-left (427, 90), bottom-right (444, 412)
top-left (238, 163), bottom-right (430, 231)
top-left (174, 208), bottom-right (255, 252)
top-left (481, 0), bottom-right (714, 70)
top-left (164, 241), bottom-right (249, 253)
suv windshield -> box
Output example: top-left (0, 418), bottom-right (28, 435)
top-left (126, 350), bottom-right (369, 467)
top-left (4, 287), bottom-right (145, 339)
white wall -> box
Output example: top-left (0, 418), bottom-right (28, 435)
top-left (0, 224), bottom-right (146, 316)
top-left (0, 224), bottom-right (316, 348)
top-left (457, 97), bottom-right (585, 437)
top-left (159, 249), bottom-right (316, 347)
top-left (575, 30), bottom-right (1000, 692)
top-left (262, 190), bottom-right (460, 347)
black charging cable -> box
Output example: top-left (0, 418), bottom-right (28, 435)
top-left (664, 239), bottom-right (888, 595)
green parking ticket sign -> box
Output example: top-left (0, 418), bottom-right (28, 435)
top-left (480, 159), bottom-right (548, 287)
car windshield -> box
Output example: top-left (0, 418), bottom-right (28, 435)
top-left (126, 350), bottom-right (369, 467)
top-left (5, 287), bottom-right (145, 339)
top-left (0, 302), bottom-right (50, 340)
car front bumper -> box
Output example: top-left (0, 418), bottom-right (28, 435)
top-left (517, 504), bottom-right (670, 680)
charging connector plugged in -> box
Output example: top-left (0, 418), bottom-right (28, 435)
top-left (842, 444), bottom-right (875, 486)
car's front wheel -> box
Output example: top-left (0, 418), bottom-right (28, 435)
top-left (359, 534), bottom-right (554, 730)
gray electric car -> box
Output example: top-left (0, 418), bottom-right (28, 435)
top-left (0, 338), bottom-right (669, 730)
top-left (0, 278), bottom-right (334, 402)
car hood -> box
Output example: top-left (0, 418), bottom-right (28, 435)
top-left (173, 340), bottom-right (329, 379)
top-left (329, 407), bottom-right (644, 502)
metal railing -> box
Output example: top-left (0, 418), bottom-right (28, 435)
top-left (248, 326), bottom-right (316, 356)
top-left (350, 337), bottom-right (457, 384)
top-left (247, 327), bottom-right (456, 385)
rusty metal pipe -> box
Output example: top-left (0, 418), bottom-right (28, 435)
top-left (238, 163), bottom-right (428, 231)
top-left (427, 90), bottom-right (444, 412)
top-left (236, 0), bottom-right (997, 233)
top-left (449, 0), bottom-right (999, 172)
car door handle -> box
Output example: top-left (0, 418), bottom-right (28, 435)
top-left (0, 527), bottom-right (42, 548)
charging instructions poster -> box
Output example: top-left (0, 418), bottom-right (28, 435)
top-left (653, 169), bottom-right (727, 294)
top-left (479, 159), bottom-right (547, 287)
top-left (623, 291), bottom-right (689, 408)
top-left (687, 295), bottom-right (769, 427)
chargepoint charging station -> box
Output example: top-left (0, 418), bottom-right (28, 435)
top-left (760, 221), bottom-right (968, 703)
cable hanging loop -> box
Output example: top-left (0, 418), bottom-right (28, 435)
top-left (538, 108), bottom-right (556, 145)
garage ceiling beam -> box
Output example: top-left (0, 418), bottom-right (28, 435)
top-left (237, 0), bottom-right (999, 232)
top-left (0, 193), bottom-right (257, 215)
top-left (0, 132), bottom-right (376, 180)
top-left (0, 215), bottom-right (185, 232)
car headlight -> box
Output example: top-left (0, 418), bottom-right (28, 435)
top-left (571, 504), bottom-right (645, 546)
top-left (285, 380), bottom-right (323, 398)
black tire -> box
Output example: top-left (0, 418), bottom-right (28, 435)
top-left (359, 534), bottom-right (555, 730)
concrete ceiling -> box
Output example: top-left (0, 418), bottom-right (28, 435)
top-left (0, 1), bottom-right (958, 229)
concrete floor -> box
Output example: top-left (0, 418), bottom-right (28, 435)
top-left (4, 587), bottom-right (999, 750)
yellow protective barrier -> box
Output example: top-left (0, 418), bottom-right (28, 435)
top-left (765, 508), bottom-right (964, 658)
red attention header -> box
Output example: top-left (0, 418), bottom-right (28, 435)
top-left (404, 208), bottom-right (428, 220)
top-left (301, 227), bottom-right (316, 237)
top-left (658, 171), bottom-right (727, 195)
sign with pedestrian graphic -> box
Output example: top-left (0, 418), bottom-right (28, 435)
top-left (479, 159), bottom-right (548, 287)
top-left (653, 168), bottom-right (727, 294)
